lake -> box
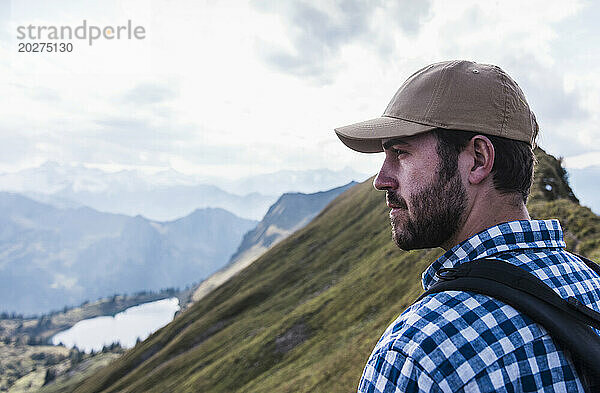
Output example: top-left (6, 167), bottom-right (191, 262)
top-left (51, 297), bottom-right (180, 352)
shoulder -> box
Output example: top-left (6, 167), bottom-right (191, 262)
top-left (361, 248), bottom-right (598, 391)
top-left (368, 290), bottom-right (548, 387)
top-left (494, 249), bottom-right (600, 308)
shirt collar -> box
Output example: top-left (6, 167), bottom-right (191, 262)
top-left (422, 219), bottom-right (566, 290)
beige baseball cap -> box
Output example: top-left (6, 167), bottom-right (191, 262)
top-left (335, 60), bottom-right (538, 153)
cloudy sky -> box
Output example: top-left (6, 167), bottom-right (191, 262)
top-left (0, 0), bottom-right (599, 179)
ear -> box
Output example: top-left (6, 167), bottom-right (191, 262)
top-left (466, 135), bottom-right (495, 185)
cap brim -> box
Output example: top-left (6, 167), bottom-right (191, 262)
top-left (334, 116), bottom-right (437, 153)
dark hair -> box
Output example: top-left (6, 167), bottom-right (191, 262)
top-left (433, 129), bottom-right (535, 203)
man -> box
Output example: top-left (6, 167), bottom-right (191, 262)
top-left (335, 60), bottom-right (600, 392)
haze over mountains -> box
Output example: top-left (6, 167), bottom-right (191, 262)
top-left (0, 174), bottom-right (361, 316)
top-left (0, 193), bottom-right (257, 315)
top-left (0, 162), bottom-right (369, 221)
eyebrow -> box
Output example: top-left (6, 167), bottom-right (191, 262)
top-left (382, 138), bottom-right (411, 150)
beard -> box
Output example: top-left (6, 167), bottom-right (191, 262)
top-left (388, 170), bottom-right (467, 251)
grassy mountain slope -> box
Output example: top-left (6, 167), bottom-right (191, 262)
top-left (72, 148), bottom-right (600, 393)
top-left (189, 182), bottom-right (356, 306)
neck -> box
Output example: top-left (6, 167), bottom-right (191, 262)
top-left (441, 191), bottom-right (530, 251)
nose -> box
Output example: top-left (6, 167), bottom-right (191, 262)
top-left (373, 161), bottom-right (397, 191)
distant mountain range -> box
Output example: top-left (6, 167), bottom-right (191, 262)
top-left (0, 192), bottom-right (257, 315)
top-left (0, 162), bottom-right (369, 221)
top-left (189, 182), bottom-right (356, 304)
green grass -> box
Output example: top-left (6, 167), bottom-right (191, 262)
top-left (74, 148), bottom-right (600, 393)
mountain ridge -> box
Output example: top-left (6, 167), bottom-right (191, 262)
top-left (227, 182), bottom-right (358, 264)
top-left (188, 182), bottom-right (356, 305)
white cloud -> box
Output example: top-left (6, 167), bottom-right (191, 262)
top-left (0, 0), bottom-right (598, 179)
top-left (50, 273), bottom-right (79, 290)
top-left (563, 151), bottom-right (600, 169)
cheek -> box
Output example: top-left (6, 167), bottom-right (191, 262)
top-left (457, 148), bottom-right (476, 173)
top-left (424, 156), bottom-right (442, 181)
top-left (403, 161), bottom-right (437, 187)
top-left (456, 157), bottom-right (472, 187)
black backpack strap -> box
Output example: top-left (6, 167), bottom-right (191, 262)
top-left (416, 259), bottom-right (600, 391)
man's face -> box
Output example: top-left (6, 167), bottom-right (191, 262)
top-left (373, 132), bottom-right (468, 251)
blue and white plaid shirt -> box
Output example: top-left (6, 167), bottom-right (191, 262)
top-left (358, 219), bottom-right (600, 392)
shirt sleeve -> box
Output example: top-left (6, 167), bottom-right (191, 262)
top-left (358, 350), bottom-right (442, 393)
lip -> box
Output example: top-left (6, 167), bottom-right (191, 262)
top-left (386, 194), bottom-right (407, 210)
top-left (386, 196), bottom-right (401, 209)
top-left (386, 198), bottom-right (404, 209)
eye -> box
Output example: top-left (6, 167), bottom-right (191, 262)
top-left (391, 148), bottom-right (407, 157)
